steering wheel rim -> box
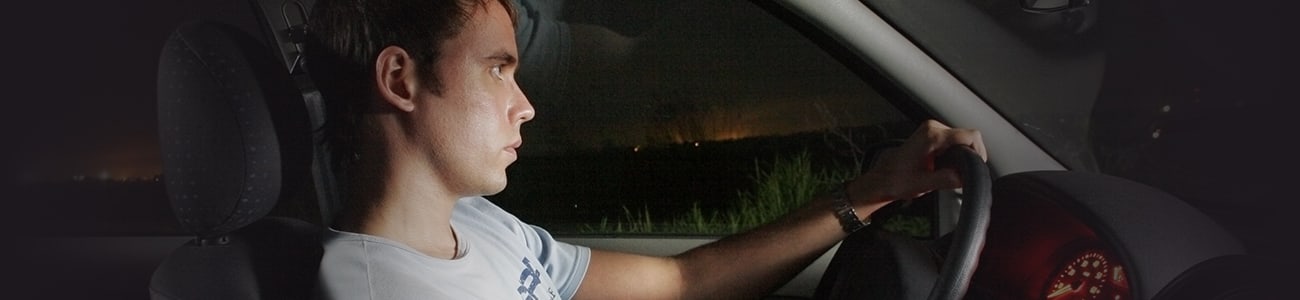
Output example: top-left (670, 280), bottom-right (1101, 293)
top-left (815, 146), bottom-right (991, 300)
top-left (927, 146), bottom-right (992, 300)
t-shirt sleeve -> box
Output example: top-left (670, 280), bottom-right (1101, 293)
top-left (523, 222), bottom-right (590, 299)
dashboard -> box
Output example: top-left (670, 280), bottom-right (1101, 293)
top-left (965, 171), bottom-right (1244, 300)
top-left (1042, 246), bottom-right (1129, 299)
top-left (968, 181), bottom-right (1133, 300)
top-left (817, 171), bottom-right (1255, 299)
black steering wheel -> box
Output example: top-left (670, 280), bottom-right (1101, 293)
top-left (814, 146), bottom-right (992, 300)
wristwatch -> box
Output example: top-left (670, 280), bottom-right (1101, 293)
top-left (831, 183), bottom-right (870, 233)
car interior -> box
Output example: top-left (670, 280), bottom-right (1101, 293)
top-left (150, 19), bottom-right (322, 299)
top-left (14, 0), bottom-right (1293, 299)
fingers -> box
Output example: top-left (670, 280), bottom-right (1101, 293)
top-left (857, 120), bottom-right (984, 202)
top-left (947, 128), bottom-right (987, 162)
top-left (915, 120), bottom-right (951, 152)
top-left (920, 119), bottom-right (987, 162)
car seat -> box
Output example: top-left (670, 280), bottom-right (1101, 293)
top-left (149, 20), bottom-right (323, 299)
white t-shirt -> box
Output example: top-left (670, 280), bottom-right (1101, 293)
top-left (318, 197), bottom-right (591, 300)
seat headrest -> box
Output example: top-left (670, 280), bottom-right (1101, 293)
top-left (156, 21), bottom-right (310, 238)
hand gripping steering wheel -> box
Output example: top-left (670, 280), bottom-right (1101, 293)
top-left (815, 146), bottom-right (991, 300)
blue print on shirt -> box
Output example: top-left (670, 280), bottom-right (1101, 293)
top-left (518, 258), bottom-right (543, 300)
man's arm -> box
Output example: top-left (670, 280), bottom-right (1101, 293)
top-left (573, 120), bottom-right (985, 299)
top-left (576, 193), bottom-right (856, 299)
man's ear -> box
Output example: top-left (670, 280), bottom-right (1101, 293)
top-left (374, 46), bottom-right (418, 112)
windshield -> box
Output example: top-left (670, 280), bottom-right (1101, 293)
top-left (862, 0), bottom-right (1293, 257)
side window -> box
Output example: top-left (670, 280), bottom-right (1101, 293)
top-left (491, 1), bottom-right (919, 235)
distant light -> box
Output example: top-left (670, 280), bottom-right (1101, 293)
top-left (98, 170), bottom-right (111, 181)
top-left (693, 142), bottom-right (700, 147)
top-left (633, 146), bottom-right (640, 152)
top-left (1161, 105), bottom-right (1171, 113)
top-left (1151, 128), bottom-right (1162, 139)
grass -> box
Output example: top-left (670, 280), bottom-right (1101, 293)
top-left (581, 151), bottom-right (856, 235)
top-left (880, 214), bottom-right (931, 238)
top-left (579, 150), bottom-right (935, 237)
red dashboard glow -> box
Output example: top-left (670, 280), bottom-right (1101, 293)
top-left (1043, 249), bottom-right (1130, 300)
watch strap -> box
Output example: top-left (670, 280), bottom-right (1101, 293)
top-left (831, 183), bottom-right (870, 233)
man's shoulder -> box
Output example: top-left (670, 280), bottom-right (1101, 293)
top-left (451, 197), bottom-right (549, 250)
top-left (453, 196), bottom-right (523, 226)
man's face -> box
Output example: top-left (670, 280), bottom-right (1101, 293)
top-left (411, 0), bottom-right (533, 197)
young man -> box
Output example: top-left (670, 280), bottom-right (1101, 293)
top-left (307, 0), bottom-right (986, 299)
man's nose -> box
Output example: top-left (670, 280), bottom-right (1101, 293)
top-left (512, 83), bottom-right (535, 123)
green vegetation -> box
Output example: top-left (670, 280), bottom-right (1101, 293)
top-left (582, 152), bottom-right (852, 235)
top-left (880, 214), bottom-right (931, 238)
top-left (580, 151), bottom-right (935, 237)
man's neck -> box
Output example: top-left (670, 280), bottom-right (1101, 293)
top-left (357, 149), bottom-right (463, 260)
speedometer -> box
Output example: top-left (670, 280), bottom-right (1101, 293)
top-left (1043, 248), bottom-right (1130, 300)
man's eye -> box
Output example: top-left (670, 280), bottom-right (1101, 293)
top-left (490, 65), bottom-right (505, 80)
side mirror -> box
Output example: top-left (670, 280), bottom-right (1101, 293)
top-left (1021, 0), bottom-right (1087, 12)
top-left (1021, 0), bottom-right (1096, 34)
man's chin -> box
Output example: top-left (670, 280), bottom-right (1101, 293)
top-left (480, 178), bottom-right (509, 196)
